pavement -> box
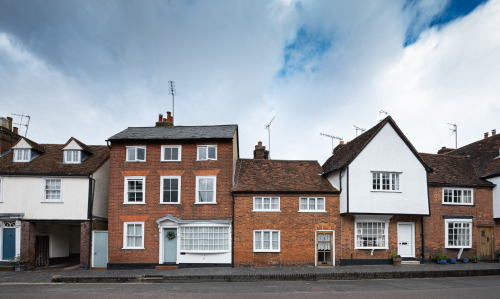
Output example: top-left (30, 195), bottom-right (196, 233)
top-left (1, 262), bottom-right (500, 284)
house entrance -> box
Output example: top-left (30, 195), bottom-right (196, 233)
top-left (317, 231), bottom-right (333, 266)
top-left (163, 228), bottom-right (177, 263)
top-left (2, 226), bottom-right (16, 260)
top-left (477, 227), bottom-right (493, 260)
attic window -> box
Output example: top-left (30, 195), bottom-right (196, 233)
top-left (64, 150), bottom-right (81, 164)
top-left (13, 149), bottom-right (31, 162)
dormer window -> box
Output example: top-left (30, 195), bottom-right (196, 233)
top-left (13, 149), bottom-right (31, 162)
top-left (64, 150), bottom-right (81, 164)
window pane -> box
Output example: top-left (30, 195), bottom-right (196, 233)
top-left (198, 147), bottom-right (207, 160)
top-left (164, 148), bottom-right (172, 160)
top-left (300, 198), bottom-right (307, 210)
top-left (172, 148), bottom-right (178, 160)
top-left (208, 146), bottom-right (216, 159)
top-left (317, 198), bottom-right (324, 210)
top-left (137, 148), bottom-right (145, 160)
top-left (127, 148), bottom-right (135, 160)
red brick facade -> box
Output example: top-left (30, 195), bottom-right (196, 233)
top-left (107, 139), bottom-right (237, 265)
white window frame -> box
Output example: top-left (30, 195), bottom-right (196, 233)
top-left (161, 145), bottom-right (182, 162)
top-left (126, 146), bottom-right (146, 162)
top-left (124, 176), bottom-right (146, 204)
top-left (253, 197), bottom-right (280, 212)
top-left (42, 178), bottom-right (62, 202)
top-left (371, 172), bottom-right (401, 192)
top-left (13, 148), bottom-right (31, 162)
top-left (445, 219), bottom-right (472, 249)
top-left (195, 176), bottom-right (216, 204)
top-left (299, 197), bottom-right (326, 212)
top-left (442, 188), bottom-right (473, 205)
top-left (253, 230), bottom-right (280, 252)
top-left (179, 225), bottom-right (230, 253)
top-left (123, 222), bottom-right (145, 249)
top-left (354, 221), bottom-right (389, 249)
top-left (197, 145), bottom-right (217, 161)
top-left (160, 176), bottom-right (181, 204)
top-left (63, 150), bottom-right (81, 164)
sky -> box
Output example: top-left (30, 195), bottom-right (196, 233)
top-left (0, 0), bottom-right (498, 164)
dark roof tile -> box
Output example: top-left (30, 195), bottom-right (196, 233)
top-left (108, 125), bottom-right (238, 141)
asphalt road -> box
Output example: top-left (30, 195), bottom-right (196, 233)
top-left (1, 276), bottom-right (499, 298)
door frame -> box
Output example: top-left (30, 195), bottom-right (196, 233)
top-left (397, 222), bottom-right (415, 258)
top-left (91, 230), bottom-right (108, 268)
top-left (477, 226), bottom-right (493, 260)
top-left (158, 224), bottom-right (178, 264)
top-left (315, 230), bottom-right (335, 266)
top-left (0, 220), bottom-right (21, 261)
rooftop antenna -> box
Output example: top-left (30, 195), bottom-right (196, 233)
top-left (320, 132), bottom-right (343, 154)
top-left (11, 113), bottom-right (30, 137)
top-left (447, 123), bottom-right (457, 149)
top-left (265, 116), bottom-right (276, 159)
top-left (353, 125), bottom-right (366, 137)
top-left (379, 109), bottom-right (388, 121)
top-left (168, 80), bottom-right (176, 119)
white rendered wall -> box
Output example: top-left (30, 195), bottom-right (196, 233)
top-left (1, 176), bottom-right (89, 219)
top-left (326, 169), bottom-right (347, 213)
top-left (488, 176), bottom-right (500, 218)
top-left (62, 140), bottom-right (83, 150)
top-left (48, 224), bottom-right (70, 258)
top-left (92, 160), bottom-right (110, 219)
top-left (347, 124), bottom-right (429, 215)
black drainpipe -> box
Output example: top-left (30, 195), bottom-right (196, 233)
top-left (421, 216), bottom-right (425, 261)
top-left (86, 176), bottom-right (96, 269)
top-left (231, 193), bottom-right (235, 268)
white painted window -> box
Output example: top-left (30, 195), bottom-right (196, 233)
top-left (355, 222), bottom-right (388, 249)
top-left (196, 176), bottom-right (216, 203)
top-left (197, 145), bottom-right (217, 161)
top-left (161, 145), bottom-right (181, 161)
top-left (126, 146), bottom-right (146, 162)
top-left (179, 226), bottom-right (229, 252)
top-left (443, 188), bottom-right (473, 205)
top-left (445, 219), bottom-right (472, 248)
top-left (124, 177), bottom-right (145, 204)
top-left (299, 197), bottom-right (325, 212)
top-left (44, 178), bottom-right (62, 202)
top-left (372, 172), bottom-right (400, 191)
top-left (13, 149), bottom-right (31, 162)
top-left (123, 222), bottom-right (144, 249)
top-left (160, 176), bottom-right (180, 204)
top-left (64, 150), bottom-right (81, 163)
top-left (254, 230), bottom-right (280, 252)
top-left (253, 197), bottom-right (280, 211)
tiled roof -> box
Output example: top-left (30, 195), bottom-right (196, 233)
top-left (446, 134), bottom-right (500, 178)
top-left (108, 125), bottom-right (238, 141)
top-left (232, 159), bottom-right (338, 193)
top-left (0, 143), bottom-right (109, 176)
top-left (13, 136), bottom-right (45, 153)
top-left (322, 116), bottom-right (430, 174)
top-left (63, 137), bottom-right (94, 154)
top-left (419, 153), bottom-right (493, 187)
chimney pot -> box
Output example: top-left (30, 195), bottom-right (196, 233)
top-left (485, 132), bottom-right (489, 139)
top-left (253, 141), bottom-right (269, 159)
top-left (340, 141), bottom-right (344, 145)
top-left (166, 111), bottom-right (173, 124)
top-left (13, 127), bottom-right (18, 135)
top-left (492, 129), bottom-right (496, 136)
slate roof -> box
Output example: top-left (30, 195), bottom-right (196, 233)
top-left (446, 134), bottom-right (500, 178)
top-left (419, 153), bottom-right (493, 187)
top-left (322, 116), bottom-right (431, 174)
top-left (232, 159), bottom-right (338, 193)
top-left (0, 142), bottom-right (109, 176)
top-left (108, 125), bottom-right (238, 141)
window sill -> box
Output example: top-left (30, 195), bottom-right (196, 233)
top-left (180, 251), bottom-right (229, 254)
top-left (298, 210), bottom-right (327, 213)
top-left (125, 160), bottom-right (146, 163)
top-left (160, 202), bottom-right (181, 205)
top-left (41, 201), bottom-right (63, 203)
top-left (253, 250), bottom-right (281, 253)
top-left (445, 246), bottom-right (472, 249)
top-left (123, 202), bottom-right (146, 205)
top-left (122, 247), bottom-right (145, 250)
top-left (370, 190), bottom-right (402, 193)
top-left (160, 160), bottom-right (182, 162)
top-left (194, 202), bottom-right (217, 205)
top-left (442, 203), bottom-right (474, 206)
top-left (354, 247), bottom-right (389, 250)
top-left (252, 210), bottom-right (281, 212)
top-left (196, 159), bottom-right (217, 162)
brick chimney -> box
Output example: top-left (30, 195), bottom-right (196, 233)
top-left (253, 141), bottom-right (269, 159)
top-left (484, 132), bottom-right (489, 139)
top-left (155, 112), bottom-right (174, 127)
top-left (7, 117), bottom-right (12, 131)
top-left (333, 140), bottom-right (345, 154)
top-left (437, 146), bottom-right (455, 154)
top-left (13, 127), bottom-right (18, 135)
top-left (492, 129), bottom-right (496, 136)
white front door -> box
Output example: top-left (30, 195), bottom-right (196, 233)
top-left (397, 222), bottom-right (414, 257)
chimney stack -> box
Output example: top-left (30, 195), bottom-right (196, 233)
top-left (13, 127), bottom-right (18, 135)
top-left (253, 141), bottom-right (269, 159)
top-left (484, 132), bottom-right (489, 139)
top-left (158, 114), bottom-right (163, 122)
top-left (155, 112), bottom-right (174, 127)
top-left (492, 129), bottom-right (496, 136)
top-left (7, 117), bottom-right (12, 131)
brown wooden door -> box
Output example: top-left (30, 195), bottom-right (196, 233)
top-left (477, 227), bottom-right (493, 260)
top-left (317, 232), bottom-right (333, 266)
top-left (35, 236), bottom-right (49, 267)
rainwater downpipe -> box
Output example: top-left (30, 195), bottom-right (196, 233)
top-left (86, 176), bottom-right (96, 269)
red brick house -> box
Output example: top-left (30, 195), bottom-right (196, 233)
top-left (106, 113), bottom-right (238, 269)
top-left (232, 142), bottom-right (339, 266)
top-left (420, 153), bottom-right (495, 261)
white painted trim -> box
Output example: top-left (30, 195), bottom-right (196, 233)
top-left (444, 218), bottom-right (473, 249)
top-left (315, 230), bottom-right (335, 266)
top-left (123, 221), bottom-right (145, 249)
top-left (442, 187), bottom-right (474, 205)
top-left (253, 196), bottom-right (280, 212)
top-left (195, 176), bottom-right (217, 204)
top-left (125, 146), bottom-right (147, 162)
top-left (354, 216), bottom-right (390, 250)
top-left (13, 148), bottom-right (31, 162)
top-left (370, 171), bottom-right (401, 192)
top-left (160, 176), bottom-right (181, 204)
top-left (42, 178), bottom-right (63, 202)
top-left (397, 222), bottom-right (415, 258)
top-left (253, 230), bottom-right (280, 252)
top-left (63, 150), bottom-right (82, 164)
top-left (196, 145), bottom-right (217, 161)
top-left (124, 176), bottom-right (146, 204)
top-left (0, 219), bottom-right (21, 261)
top-left (299, 197), bottom-right (326, 212)
top-left (161, 145), bottom-right (182, 162)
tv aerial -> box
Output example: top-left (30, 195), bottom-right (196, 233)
top-left (320, 132), bottom-right (343, 154)
top-left (265, 116), bottom-right (276, 159)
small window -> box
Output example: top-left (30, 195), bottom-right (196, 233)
top-left (161, 176), bottom-right (180, 204)
top-left (179, 226), bottom-right (229, 252)
top-left (196, 176), bottom-right (216, 203)
top-left (161, 145), bottom-right (181, 161)
top-left (443, 188), bottom-right (473, 205)
top-left (253, 197), bottom-right (280, 211)
top-left (13, 149), bottom-right (31, 162)
top-left (123, 222), bottom-right (144, 249)
top-left (44, 178), bottom-right (62, 202)
top-left (124, 177), bottom-right (145, 204)
top-left (254, 230), bottom-right (280, 252)
top-left (445, 219), bottom-right (472, 248)
top-left (299, 197), bottom-right (325, 212)
top-left (64, 150), bottom-right (81, 163)
top-left (126, 146), bottom-right (146, 162)
top-left (197, 145), bottom-right (217, 161)
top-left (372, 172), bottom-right (400, 191)
top-left (355, 222), bottom-right (388, 249)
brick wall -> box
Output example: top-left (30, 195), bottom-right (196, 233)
top-left (20, 221), bottom-right (36, 269)
top-left (107, 140), bottom-right (235, 265)
top-left (423, 186), bottom-right (495, 260)
top-left (80, 221), bottom-right (91, 268)
top-left (234, 193), bottom-right (340, 267)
